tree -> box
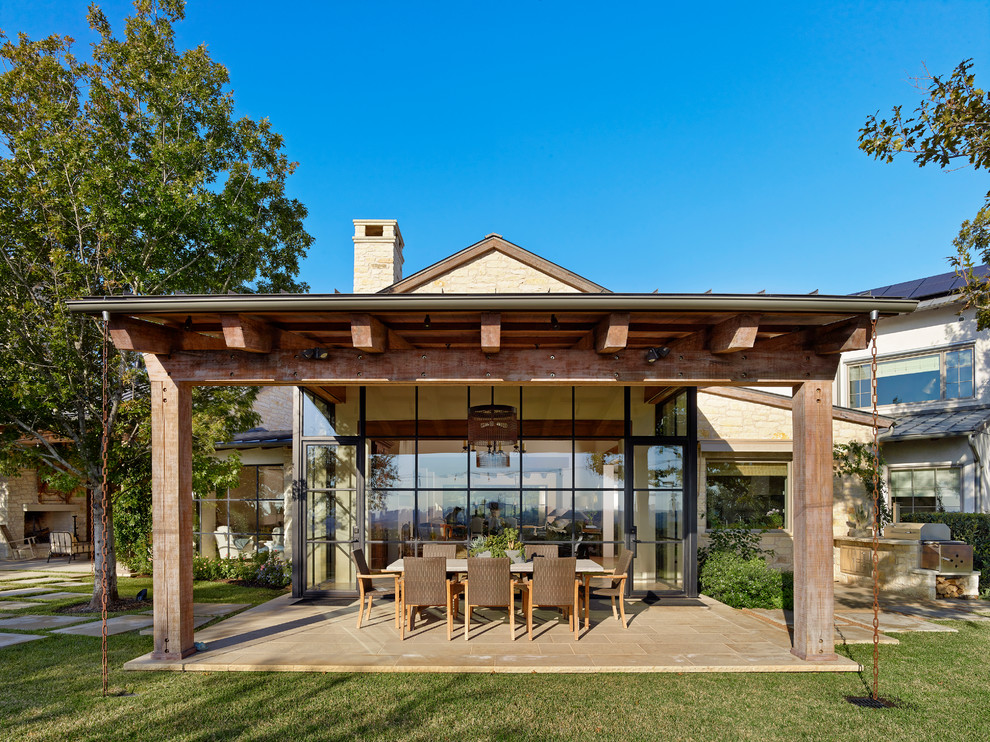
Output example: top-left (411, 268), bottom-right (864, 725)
top-left (859, 59), bottom-right (990, 326)
top-left (0, 0), bottom-right (312, 609)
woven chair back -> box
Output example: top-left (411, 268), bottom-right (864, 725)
top-left (532, 557), bottom-right (576, 605)
top-left (612, 549), bottom-right (633, 584)
top-left (422, 543), bottom-right (457, 559)
top-left (526, 544), bottom-right (559, 560)
top-left (466, 557), bottom-right (511, 606)
top-left (403, 557), bottom-right (448, 606)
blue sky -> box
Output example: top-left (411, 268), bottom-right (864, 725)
top-left (4, 1), bottom-right (990, 295)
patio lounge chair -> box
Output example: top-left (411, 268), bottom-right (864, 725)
top-left (399, 556), bottom-right (463, 640)
top-left (47, 531), bottom-right (91, 563)
top-left (586, 549), bottom-right (633, 628)
top-left (463, 557), bottom-right (526, 641)
top-left (351, 547), bottom-right (399, 629)
top-left (525, 556), bottom-right (580, 641)
top-left (1, 524), bottom-right (37, 560)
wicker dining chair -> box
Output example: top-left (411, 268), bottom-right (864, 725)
top-left (422, 543), bottom-right (458, 559)
top-left (526, 557), bottom-right (580, 640)
top-left (351, 548), bottom-right (399, 629)
top-left (400, 556), bottom-right (463, 640)
top-left (525, 543), bottom-right (559, 560)
top-left (463, 557), bottom-right (527, 641)
top-left (587, 549), bottom-right (633, 628)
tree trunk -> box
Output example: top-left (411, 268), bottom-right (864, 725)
top-left (88, 481), bottom-right (120, 610)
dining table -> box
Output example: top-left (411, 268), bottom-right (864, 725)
top-left (383, 557), bottom-right (606, 629)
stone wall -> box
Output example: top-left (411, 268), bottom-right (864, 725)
top-left (409, 250), bottom-right (581, 294)
top-left (1, 470), bottom-right (37, 552)
top-left (252, 387), bottom-right (292, 431)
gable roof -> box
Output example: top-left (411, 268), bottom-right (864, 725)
top-left (380, 234), bottom-right (610, 294)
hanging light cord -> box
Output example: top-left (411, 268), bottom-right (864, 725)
top-left (100, 311), bottom-right (110, 696)
top-left (870, 310), bottom-right (881, 701)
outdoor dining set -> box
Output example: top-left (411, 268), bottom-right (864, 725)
top-left (350, 545), bottom-right (634, 641)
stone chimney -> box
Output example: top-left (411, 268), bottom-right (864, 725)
top-left (353, 219), bottom-right (404, 293)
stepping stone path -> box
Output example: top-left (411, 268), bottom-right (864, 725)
top-left (887, 604), bottom-right (990, 622)
top-left (54, 615), bottom-right (154, 636)
top-left (0, 615), bottom-right (90, 630)
top-left (0, 587), bottom-right (50, 597)
top-left (0, 632), bottom-right (45, 649)
top-left (0, 601), bottom-right (45, 610)
top-left (836, 610), bottom-right (957, 633)
top-left (24, 592), bottom-right (88, 602)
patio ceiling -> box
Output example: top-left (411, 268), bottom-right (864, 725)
top-left (68, 292), bottom-right (916, 387)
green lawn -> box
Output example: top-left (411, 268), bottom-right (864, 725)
top-left (1, 577), bottom-right (988, 741)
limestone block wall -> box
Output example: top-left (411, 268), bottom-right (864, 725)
top-left (252, 387), bottom-right (292, 431)
top-left (1, 471), bottom-right (37, 556)
top-left (697, 390), bottom-right (878, 571)
top-left (409, 250), bottom-right (581, 294)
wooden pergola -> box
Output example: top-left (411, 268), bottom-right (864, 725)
top-left (69, 291), bottom-right (915, 664)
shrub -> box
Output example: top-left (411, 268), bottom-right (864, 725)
top-left (697, 520), bottom-right (774, 576)
top-left (192, 551), bottom-right (290, 589)
top-left (902, 512), bottom-right (990, 597)
top-left (700, 551), bottom-right (792, 610)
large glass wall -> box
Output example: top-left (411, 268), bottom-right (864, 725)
top-left (297, 385), bottom-right (696, 595)
top-left (195, 464), bottom-right (287, 558)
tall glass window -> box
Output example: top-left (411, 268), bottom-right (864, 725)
top-left (705, 460), bottom-right (788, 529)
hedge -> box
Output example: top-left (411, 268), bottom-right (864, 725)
top-left (699, 551), bottom-right (793, 610)
top-left (901, 512), bottom-right (990, 595)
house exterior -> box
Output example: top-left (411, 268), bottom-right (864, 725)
top-left (68, 218), bottom-right (915, 663)
top-left (840, 268), bottom-right (990, 516)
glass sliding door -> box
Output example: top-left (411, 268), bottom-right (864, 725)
top-left (630, 444), bottom-right (685, 592)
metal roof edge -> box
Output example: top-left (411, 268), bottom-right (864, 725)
top-left (66, 293), bottom-right (919, 316)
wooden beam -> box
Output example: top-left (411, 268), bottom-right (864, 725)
top-left (221, 314), bottom-right (273, 353)
top-left (387, 329), bottom-right (414, 350)
top-left (302, 385), bottom-right (347, 404)
top-left (595, 313), bottom-right (630, 354)
top-left (709, 313), bottom-right (760, 354)
top-left (754, 329), bottom-right (811, 352)
top-left (150, 375), bottom-right (195, 660)
top-left (481, 312), bottom-right (501, 354)
top-left (142, 347), bottom-right (841, 386)
top-left (351, 313), bottom-right (388, 353)
top-left (813, 316), bottom-right (869, 355)
top-left (700, 386), bottom-right (895, 427)
top-left (790, 381), bottom-right (837, 661)
top-left (109, 316), bottom-right (225, 353)
top-left (644, 386), bottom-right (678, 404)
top-left (667, 330), bottom-right (708, 351)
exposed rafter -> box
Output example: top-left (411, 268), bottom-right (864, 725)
top-left (481, 312), bottom-right (501, 353)
top-left (595, 312), bottom-right (630, 354)
top-left (709, 313), bottom-right (760, 354)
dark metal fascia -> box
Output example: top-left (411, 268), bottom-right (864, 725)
top-left (66, 293), bottom-right (918, 316)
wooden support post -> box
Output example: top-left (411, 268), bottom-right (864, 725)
top-left (790, 381), bottom-right (837, 661)
top-left (150, 376), bottom-right (196, 660)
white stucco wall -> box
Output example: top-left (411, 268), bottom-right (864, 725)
top-left (838, 295), bottom-right (990, 513)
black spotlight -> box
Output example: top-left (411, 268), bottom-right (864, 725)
top-left (645, 346), bottom-right (670, 363)
top-left (550, 314), bottom-right (560, 330)
top-left (424, 314), bottom-right (431, 329)
top-left (302, 348), bottom-right (329, 360)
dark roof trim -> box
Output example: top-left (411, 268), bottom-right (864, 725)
top-left (67, 293), bottom-right (918, 316)
top-left (383, 234), bottom-right (609, 294)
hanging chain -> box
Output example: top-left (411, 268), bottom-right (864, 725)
top-left (869, 310), bottom-right (881, 701)
top-left (100, 312), bottom-right (110, 696)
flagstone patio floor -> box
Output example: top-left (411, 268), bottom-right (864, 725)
top-left (123, 594), bottom-right (862, 674)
